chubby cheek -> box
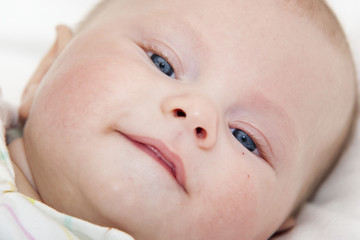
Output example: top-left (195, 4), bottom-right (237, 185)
top-left (24, 50), bottom-right (148, 202)
top-left (37, 66), bottom-right (110, 125)
top-left (188, 170), bottom-right (260, 239)
top-left (189, 154), bottom-right (287, 240)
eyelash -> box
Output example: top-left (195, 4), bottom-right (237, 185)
top-left (140, 41), bottom-right (179, 78)
top-left (230, 124), bottom-right (270, 162)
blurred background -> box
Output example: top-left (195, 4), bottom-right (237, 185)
top-left (0, 0), bottom-right (359, 105)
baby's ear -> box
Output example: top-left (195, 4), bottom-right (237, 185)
top-left (19, 25), bottom-right (73, 123)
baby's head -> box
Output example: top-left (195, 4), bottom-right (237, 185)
top-left (19, 0), bottom-right (357, 239)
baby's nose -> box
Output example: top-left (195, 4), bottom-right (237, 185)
top-left (161, 94), bottom-right (218, 149)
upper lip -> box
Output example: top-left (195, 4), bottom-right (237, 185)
top-left (120, 132), bottom-right (186, 191)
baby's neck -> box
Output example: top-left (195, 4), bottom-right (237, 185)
top-left (8, 137), bottom-right (42, 201)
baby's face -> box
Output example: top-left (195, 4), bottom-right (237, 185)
top-left (23, 0), bottom-right (354, 239)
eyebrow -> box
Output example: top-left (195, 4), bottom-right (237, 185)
top-left (247, 93), bottom-right (298, 156)
top-left (253, 95), bottom-right (294, 126)
top-left (165, 15), bottom-right (209, 58)
top-left (184, 23), bottom-right (206, 50)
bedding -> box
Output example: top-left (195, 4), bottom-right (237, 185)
top-left (0, 1), bottom-right (359, 239)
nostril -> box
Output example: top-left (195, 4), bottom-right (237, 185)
top-left (173, 108), bottom-right (186, 118)
top-left (195, 127), bottom-right (207, 139)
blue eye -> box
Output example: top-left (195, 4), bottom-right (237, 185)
top-left (231, 129), bottom-right (258, 153)
top-left (150, 54), bottom-right (175, 78)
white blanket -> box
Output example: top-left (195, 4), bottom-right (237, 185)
top-left (1, 1), bottom-right (359, 239)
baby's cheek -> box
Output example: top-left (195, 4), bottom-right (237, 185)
top-left (190, 173), bottom-right (259, 239)
top-left (252, 172), bottom-right (293, 238)
top-left (35, 65), bottom-right (108, 129)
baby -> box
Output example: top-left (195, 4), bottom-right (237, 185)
top-left (0, 0), bottom-right (358, 239)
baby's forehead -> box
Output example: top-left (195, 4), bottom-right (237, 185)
top-left (97, 0), bottom-right (322, 42)
top-left (93, 1), bottom-right (334, 55)
top-left (97, 0), bottom-right (332, 28)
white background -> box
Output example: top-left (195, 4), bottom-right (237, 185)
top-left (0, 0), bottom-right (99, 105)
top-left (0, 0), bottom-right (359, 105)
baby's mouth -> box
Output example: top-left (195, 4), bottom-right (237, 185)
top-left (145, 144), bottom-right (176, 177)
top-left (119, 132), bottom-right (186, 191)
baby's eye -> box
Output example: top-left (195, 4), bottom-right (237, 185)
top-left (231, 128), bottom-right (259, 155)
top-left (149, 53), bottom-right (175, 78)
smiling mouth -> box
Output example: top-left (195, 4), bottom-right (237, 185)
top-left (119, 132), bottom-right (186, 191)
top-left (145, 144), bottom-right (176, 177)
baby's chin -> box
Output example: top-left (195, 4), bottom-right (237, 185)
top-left (106, 212), bottom-right (276, 240)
